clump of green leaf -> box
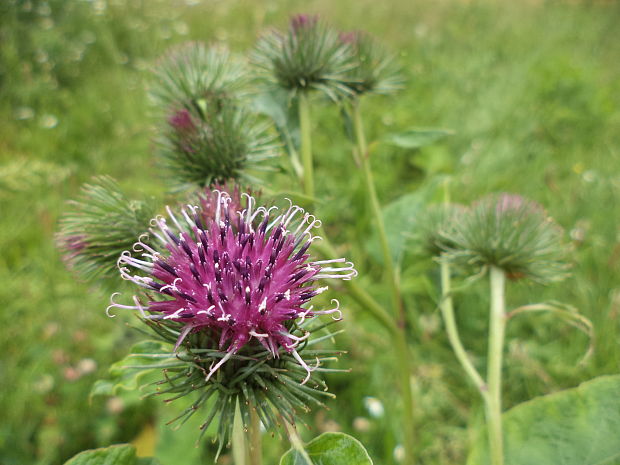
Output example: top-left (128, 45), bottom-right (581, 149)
top-left (57, 176), bottom-right (155, 283)
top-left (99, 317), bottom-right (345, 459)
top-left (443, 193), bottom-right (570, 283)
top-left (251, 14), bottom-right (354, 100)
top-left (340, 31), bottom-right (403, 97)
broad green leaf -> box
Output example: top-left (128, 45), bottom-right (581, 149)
top-left (63, 443), bottom-right (159, 465)
top-left (467, 375), bottom-right (620, 465)
top-left (383, 128), bottom-right (453, 149)
top-left (280, 432), bottom-right (373, 465)
top-left (252, 89), bottom-right (301, 173)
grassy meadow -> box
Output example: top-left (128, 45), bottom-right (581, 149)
top-left (1, 0), bottom-right (620, 463)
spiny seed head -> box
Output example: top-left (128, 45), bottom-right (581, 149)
top-left (112, 190), bottom-right (357, 382)
top-left (442, 193), bottom-right (571, 283)
top-left (339, 30), bottom-right (403, 97)
top-left (57, 176), bottom-right (154, 284)
top-left (251, 14), bottom-right (355, 100)
top-left (158, 100), bottom-right (279, 188)
top-left (150, 42), bottom-right (249, 111)
top-left (414, 203), bottom-right (465, 258)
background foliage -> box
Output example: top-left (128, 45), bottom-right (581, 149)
top-left (1, 0), bottom-right (619, 464)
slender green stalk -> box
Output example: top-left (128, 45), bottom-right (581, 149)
top-left (487, 266), bottom-right (506, 465)
top-left (351, 98), bottom-right (415, 465)
top-left (298, 91), bottom-right (314, 205)
top-left (439, 258), bottom-right (488, 399)
top-left (351, 99), bottom-right (404, 325)
top-left (248, 409), bottom-right (262, 465)
top-left (284, 421), bottom-right (314, 465)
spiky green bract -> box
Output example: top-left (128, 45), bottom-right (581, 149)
top-left (443, 193), bottom-right (570, 283)
top-left (414, 204), bottom-right (465, 258)
top-left (150, 42), bottom-right (249, 111)
top-left (251, 14), bottom-right (354, 101)
top-left (57, 176), bottom-right (155, 283)
top-left (137, 316), bottom-right (343, 458)
top-left (339, 31), bottom-right (403, 97)
top-left (159, 101), bottom-right (279, 188)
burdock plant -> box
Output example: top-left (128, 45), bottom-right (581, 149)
top-left (340, 30), bottom-right (403, 97)
top-left (57, 176), bottom-right (155, 284)
top-left (432, 193), bottom-right (577, 465)
top-left (150, 42), bottom-right (249, 110)
top-left (108, 188), bottom-right (356, 460)
top-left (251, 14), bottom-right (354, 202)
top-left (152, 42), bottom-right (279, 188)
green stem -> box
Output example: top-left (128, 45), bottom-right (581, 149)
top-left (352, 98), bottom-right (415, 465)
top-left (352, 99), bottom-right (404, 326)
top-left (439, 258), bottom-right (488, 399)
top-left (284, 421), bottom-right (314, 465)
top-left (487, 266), bottom-right (506, 465)
top-left (298, 91), bottom-right (314, 205)
top-left (248, 409), bottom-right (262, 465)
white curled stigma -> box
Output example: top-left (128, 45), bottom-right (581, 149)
top-left (312, 258), bottom-right (358, 280)
top-left (291, 349), bottom-right (321, 385)
top-left (159, 277), bottom-right (182, 293)
top-left (132, 233), bottom-right (159, 256)
top-left (283, 330), bottom-right (311, 349)
top-left (312, 299), bottom-right (343, 320)
top-left (106, 293), bottom-right (147, 318)
top-left (298, 306), bottom-right (313, 325)
top-left (249, 329), bottom-right (269, 339)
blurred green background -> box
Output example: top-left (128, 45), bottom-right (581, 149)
top-left (1, 0), bottom-right (619, 464)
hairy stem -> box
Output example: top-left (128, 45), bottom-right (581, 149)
top-left (284, 421), bottom-right (314, 464)
top-left (487, 266), bottom-right (506, 465)
top-left (298, 91), bottom-right (314, 205)
top-left (439, 258), bottom-right (488, 398)
top-left (352, 98), bottom-right (416, 465)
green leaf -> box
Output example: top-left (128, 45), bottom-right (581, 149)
top-left (467, 375), bottom-right (620, 465)
top-left (90, 340), bottom-right (175, 399)
top-left (280, 432), bottom-right (373, 465)
top-left (63, 443), bottom-right (159, 465)
top-left (383, 128), bottom-right (453, 149)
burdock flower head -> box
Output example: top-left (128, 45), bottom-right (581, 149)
top-left (109, 189), bottom-right (356, 449)
top-left (57, 176), bottom-right (154, 283)
top-left (339, 31), bottom-right (403, 97)
top-left (251, 14), bottom-right (354, 100)
top-left (160, 101), bottom-right (278, 187)
top-left (152, 43), bottom-right (279, 188)
top-left (443, 193), bottom-right (570, 283)
top-left (414, 203), bottom-right (465, 258)
top-left (150, 42), bottom-right (249, 110)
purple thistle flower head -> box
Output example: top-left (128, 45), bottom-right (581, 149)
top-left (290, 14), bottom-right (318, 33)
top-left (339, 30), bottom-right (361, 45)
top-left (113, 190), bottom-right (356, 383)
